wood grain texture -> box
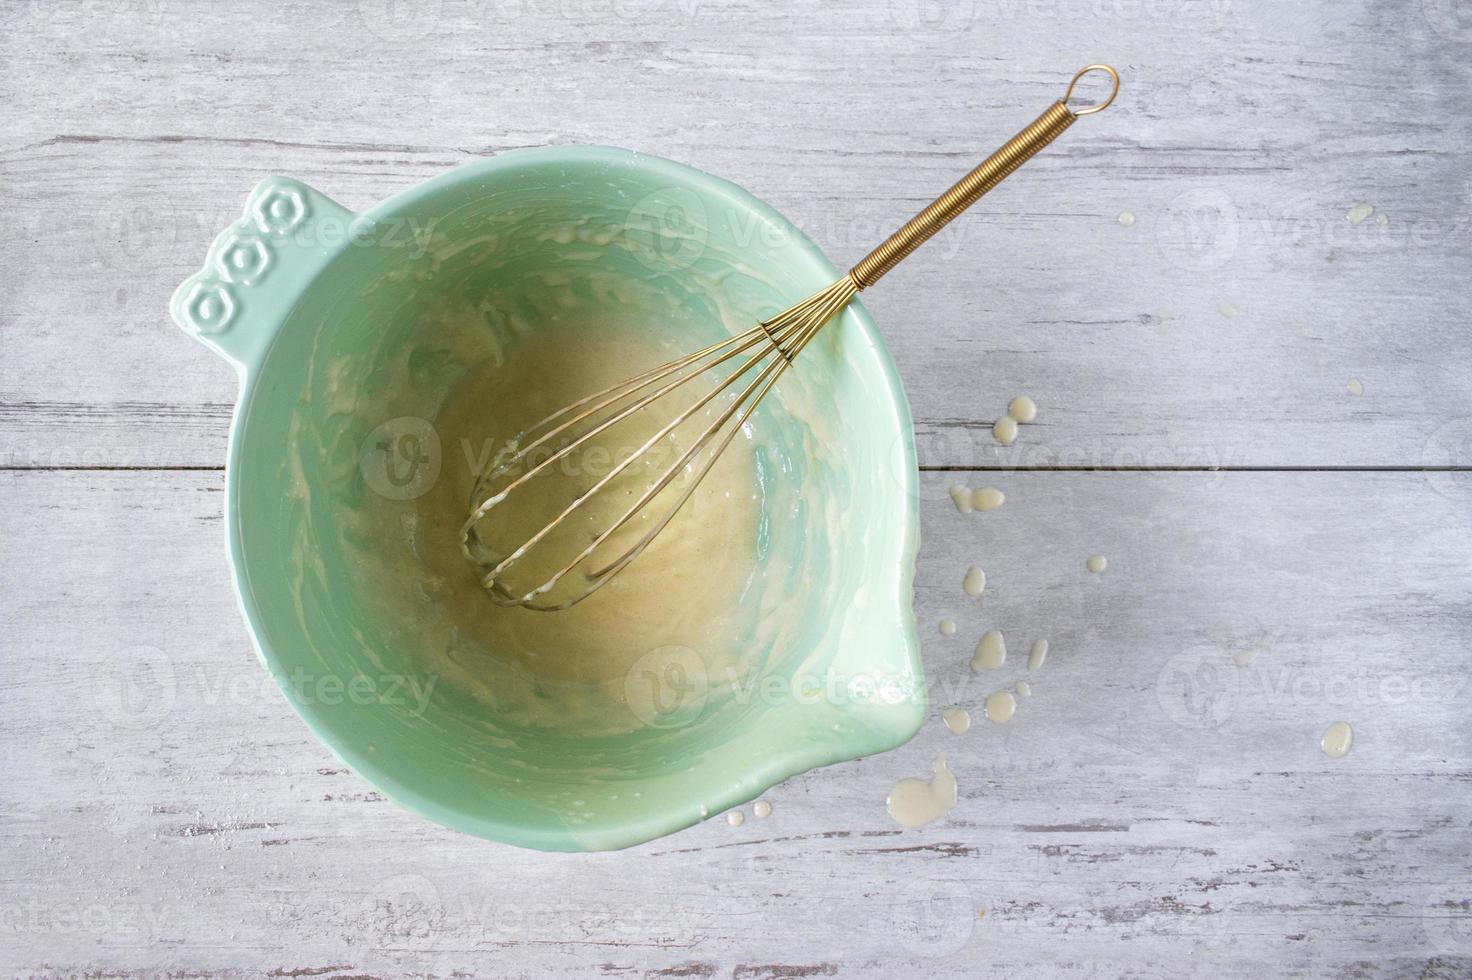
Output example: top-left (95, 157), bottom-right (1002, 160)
top-left (2, 0), bottom-right (1471, 467)
top-left (3, 469), bottom-right (1470, 977)
top-left (3, 0), bottom-right (1472, 976)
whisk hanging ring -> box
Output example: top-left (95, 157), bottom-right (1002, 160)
top-left (1062, 64), bottom-right (1121, 115)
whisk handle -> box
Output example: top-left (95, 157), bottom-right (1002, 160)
top-left (848, 65), bottom-right (1118, 291)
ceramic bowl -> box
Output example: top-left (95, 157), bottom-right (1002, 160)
top-left (171, 146), bottom-right (924, 850)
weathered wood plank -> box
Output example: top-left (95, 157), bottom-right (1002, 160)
top-left (2, 0), bottom-right (1470, 468)
top-left (3, 468), bottom-right (1469, 977)
top-left (4, 0), bottom-right (1471, 976)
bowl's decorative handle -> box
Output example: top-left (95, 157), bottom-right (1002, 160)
top-left (170, 177), bottom-right (357, 370)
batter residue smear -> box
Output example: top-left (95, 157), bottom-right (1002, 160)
top-left (1347, 202), bottom-right (1374, 225)
top-left (1007, 395), bottom-right (1037, 423)
top-left (963, 566), bottom-right (986, 596)
top-left (1028, 638), bottom-right (1049, 671)
top-left (984, 690), bottom-right (1017, 724)
top-left (1016, 680), bottom-right (1031, 698)
top-left (949, 484), bottom-right (974, 513)
top-left (992, 416), bottom-right (1019, 446)
top-left (942, 706), bottom-right (972, 735)
top-left (1347, 378), bottom-right (1364, 396)
top-left (1321, 721), bottom-right (1353, 759)
top-left (939, 619), bottom-right (957, 636)
top-left (1087, 554), bottom-right (1108, 574)
top-left (971, 487), bottom-right (1005, 511)
top-left (971, 629), bottom-right (1006, 671)
top-left (1117, 210), bottom-right (1136, 227)
top-left (887, 755), bottom-right (958, 829)
top-left (347, 263), bottom-right (812, 742)
top-left (753, 800), bottom-right (772, 819)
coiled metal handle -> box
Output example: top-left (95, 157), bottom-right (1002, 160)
top-left (849, 64), bottom-right (1119, 290)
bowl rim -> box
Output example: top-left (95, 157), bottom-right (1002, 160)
top-left (223, 144), bottom-right (924, 851)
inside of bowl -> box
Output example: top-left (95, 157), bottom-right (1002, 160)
top-left (231, 150), bottom-right (922, 849)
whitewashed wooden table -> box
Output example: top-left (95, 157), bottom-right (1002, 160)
top-left (4, 0), bottom-right (1471, 976)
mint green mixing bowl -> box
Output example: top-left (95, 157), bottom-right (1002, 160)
top-left (171, 146), bottom-right (924, 851)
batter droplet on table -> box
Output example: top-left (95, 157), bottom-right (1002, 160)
top-left (971, 629), bottom-right (1006, 671)
top-left (949, 484), bottom-right (974, 513)
top-left (1007, 395), bottom-right (1037, 424)
top-left (1321, 721), bottom-right (1353, 759)
top-left (985, 690), bottom-right (1017, 724)
top-left (887, 755), bottom-right (958, 829)
top-left (971, 487), bottom-right (1005, 511)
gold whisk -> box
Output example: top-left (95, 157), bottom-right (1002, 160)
top-left (463, 65), bottom-right (1120, 610)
